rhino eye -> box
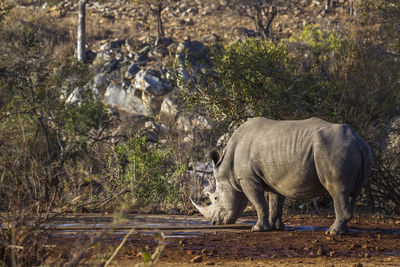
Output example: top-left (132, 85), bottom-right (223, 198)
top-left (214, 196), bottom-right (218, 201)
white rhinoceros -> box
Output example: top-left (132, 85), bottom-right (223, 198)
top-left (191, 117), bottom-right (373, 235)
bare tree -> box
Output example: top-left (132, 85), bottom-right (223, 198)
top-left (349, 0), bottom-right (354, 15)
top-left (136, 0), bottom-right (179, 45)
top-left (325, 0), bottom-right (331, 11)
top-left (326, 0), bottom-right (355, 15)
top-left (222, 0), bottom-right (288, 40)
top-left (77, 0), bottom-right (88, 63)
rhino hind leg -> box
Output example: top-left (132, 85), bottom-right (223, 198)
top-left (240, 179), bottom-right (272, 232)
top-left (326, 192), bottom-right (353, 235)
top-left (267, 192), bottom-right (285, 230)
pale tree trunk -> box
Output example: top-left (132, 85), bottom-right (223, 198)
top-left (325, 0), bottom-right (331, 11)
top-left (349, 0), bottom-right (354, 15)
top-left (77, 0), bottom-right (88, 63)
top-left (155, 2), bottom-right (165, 45)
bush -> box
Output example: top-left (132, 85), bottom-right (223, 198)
top-left (184, 38), bottom-right (340, 131)
top-left (0, 11), bottom-right (111, 265)
top-left (114, 134), bottom-right (186, 212)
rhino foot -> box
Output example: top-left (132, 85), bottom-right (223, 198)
top-left (252, 223), bottom-right (272, 232)
top-left (325, 224), bottom-right (347, 235)
top-left (274, 219), bottom-right (285, 231)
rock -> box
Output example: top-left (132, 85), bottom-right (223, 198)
top-left (176, 39), bottom-right (209, 61)
top-left (175, 39), bottom-right (211, 84)
top-left (203, 33), bottom-right (220, 43)
top-left (141, 91), bottom-right (163, 117)
top-left (104, 83), bottom-right (150, 117)
top-left (92, 69), bottom-right (121, 96)
top-left (187, 7), bottom-right (198, 14)
top-left (140, 121), bottom-right (169, 142)
top-left (66, 86), bottom-right (88, 104)
top-left (85, 49), bottom-right (97, 62)
top-left (108, 39), bottom-right (125, 50)
top-left (133, 51), bottom-right (148, 64)
top-left (100, 59), bottom-right (119, 73)
top-left (167, 42), bottom-right (178, 55)
top-left (179, 18), bottom-right (194, 26)
top-left (134, 69), bottom-right (172, 96)
top-left (93, 50), bottom-right (112, 65)
top-left (144, 121), bottom-right (168, 134)
top-left (176, 112), bottom-right (214, 133)
top-left (232, 27), bottom-right (260, 41)
top-left (93, 73), bottom-right (110, 93)
top-left (159, 97), bottom-right (179, 123)
top-left (201, 10), bottom-right (211, 16)
top-left (138, 45), bottom-right (151, 55)
top-left (125, 63), bottom-right (141, 79)
top-left (175, 111), bottom-right (215, 146)
top-left (149, 45), bottom-right (169, 58)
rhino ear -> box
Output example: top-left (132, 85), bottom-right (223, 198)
top-left (210, 149), bottom-right (222, 167)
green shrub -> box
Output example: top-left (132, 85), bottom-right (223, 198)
top-left (114, 134), bottom-right (186, 211)
top-left (184, 38), bottom-right (338, 130)
top-left (0, 13), bottom-right (110, 265)
top-left (288, 24), bottom-right (343, 53)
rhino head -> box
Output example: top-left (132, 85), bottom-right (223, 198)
top-left (191, 150), bottom-right (248, 225)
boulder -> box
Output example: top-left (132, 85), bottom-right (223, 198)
top-left (175, 39), bottom-right (211, 84)
top-left (85, 49), bottom-right (97, 63)
top-left (232, 27), bottom-right (260, 41)
top-left (92, 68), bottom-right (121, 96)
top-left (66, 86), bottom-right (88, 104)
top-left (159, 96), bottom-right (179, 123)
top-left (202, 33), bottom-right (220, 43)
top-left (149, 45), bottom-right (169, 58)
top-left (134, 69), bottom-right (172, 96)
top-left (104, 83), bottom-right (150, 117)
top-left (176, 39), bottom-right (210, 61)
top-left (125, 63), bottom-right (141, 79)
top-left (100, 59), bottom-right (119, 73)
top-left (93, 50), bottom-right (112, 65)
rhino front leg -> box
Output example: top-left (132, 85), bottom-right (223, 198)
top-left (267, 192), bottom-right (285, 230)
top-left (240, 179), bottom-right (271, 232)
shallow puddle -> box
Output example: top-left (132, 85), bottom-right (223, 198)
top-left (41, 214), bottom-right (400, 237)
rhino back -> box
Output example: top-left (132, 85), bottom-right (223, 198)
top-left (226, 117), bottom-right (363, 199)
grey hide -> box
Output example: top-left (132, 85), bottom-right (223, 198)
top-left (191, 117), bottom-right (373, 235)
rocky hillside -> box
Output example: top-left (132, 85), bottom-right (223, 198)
top-left (13, 0), bottom-right (359, 149)
top-left (41, 0), bottom-right (356, 46)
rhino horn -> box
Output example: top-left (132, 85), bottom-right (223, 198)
top-left (190, 198), bottom-right (213, 220)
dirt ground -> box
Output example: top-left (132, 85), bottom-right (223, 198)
top-left (47, 214), bottom-right (400, 266)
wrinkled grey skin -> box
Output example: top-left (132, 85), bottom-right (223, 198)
top-left (191, 117), bottom-right (373, 235)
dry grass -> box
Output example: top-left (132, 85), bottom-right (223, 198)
top-left (6, 0), bottom-right (360, 64)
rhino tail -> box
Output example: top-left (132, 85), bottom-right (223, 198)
top-left (351, 134), bottom-right (374, 205)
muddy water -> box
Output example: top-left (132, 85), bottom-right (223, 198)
top-left (46, 214), bottom-right (400, 266)
top-left (47, 214), bottom-right (400, 235)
